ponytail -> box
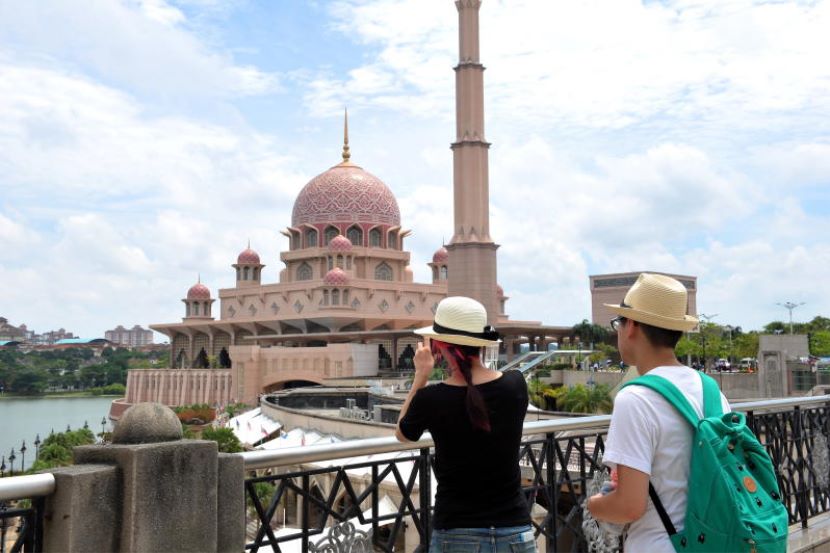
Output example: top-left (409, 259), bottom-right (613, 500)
top-left (431, 340), bottom-right (491, 432)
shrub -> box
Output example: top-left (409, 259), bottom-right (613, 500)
top-left (202, 427), bottom-right (243, 453)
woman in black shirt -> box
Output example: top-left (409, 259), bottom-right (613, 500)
top-left (396, 296), bottom-right (536, 552)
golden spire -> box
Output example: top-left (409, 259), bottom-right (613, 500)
top-left (341, 108), bottom-right (351, 163)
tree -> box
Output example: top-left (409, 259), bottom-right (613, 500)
top-left (558, 384), bottom-right (613, 414)
top-left (202, 427), bottom-right (244, 453)
top-left (810, 330), bottom-right (830, 357)
top-left (572, 319), bottom-right (610, 346)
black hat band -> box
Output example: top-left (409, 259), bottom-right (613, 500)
top-left (432, 322), bottom-right (500, 341)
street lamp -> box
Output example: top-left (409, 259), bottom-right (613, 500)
top-left (8, 448), bottom-right (15, 476)
top-left (101, 416), bottom-right (108, 443)
top-left (20, 441), bottom-right (26, 471)
top-left (34, 434), bottom-right (41, 458)
top-left (777, 301), bottom-right (805, 335)
top-left (699, 313), bottom-right (718, 372)
top-left (724, 325), bottom-right (733, 366)
top-left (1, 456), bottom-right (5, 477)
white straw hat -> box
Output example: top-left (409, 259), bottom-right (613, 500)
top-left (604, 273), bottom-right (698, 332)
top-left (414, 296), bottom-right (501, 347)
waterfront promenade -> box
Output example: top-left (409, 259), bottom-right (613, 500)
top-left (2, 395), bottom-right (830, 552)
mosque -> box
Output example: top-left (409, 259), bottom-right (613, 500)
top-left (119, 0), bottom-right (570, 413)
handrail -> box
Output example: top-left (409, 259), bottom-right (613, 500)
top-left (240, 395), bottom-right (830, 470)
top-left (0, 473), bottom-right (55, 502)
top-left (3, 395), bottom-right (827, 496)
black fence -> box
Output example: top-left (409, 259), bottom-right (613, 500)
top-left (0, 498), bottom-right (45, 553)
top-left (244, 400), bottom-right (830, 552)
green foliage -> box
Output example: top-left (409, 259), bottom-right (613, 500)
top-left (201, 427), bottom-right (243, 453)
top-left (27, 428), bottom-right (96, 472)
top-left (527, 378), bottom-right (552, 409)
top-left (248, 481), bottom-right (276, 514)
top-left (571, 319), bottom-right (611, 346)
top-left (0, 346), bottom-right (166, 394)
top-left (810, 330), bottom-right (830, 357)
top-left (181, 423), bottom-right (196, 439)
top-left (88, 383), bottom-right (127, 396)
top-left (558, 384), bottom-right (613, 414)
top-left (225, 403), bottom-right (249, 418)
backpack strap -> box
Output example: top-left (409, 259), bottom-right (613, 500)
top-left (622, 374), bottom-right (699, 428)
top-left (649, 483), bottom-right (677, 536)
top-left (699, 372), bottom-right (724, 418)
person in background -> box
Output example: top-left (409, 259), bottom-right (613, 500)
top-left (396, 296), bottom-right (536, 553)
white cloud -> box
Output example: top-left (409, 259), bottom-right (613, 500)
top-left (0, 0), bottom-right (280, 100)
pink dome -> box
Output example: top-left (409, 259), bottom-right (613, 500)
top-left (432, 246), bottom-right (448, 264)
top-left (323, 267), bottom-right (349, 286)
top-left (328, 235), bottom-right (353, 252)
top-left (187, 282), bottom-right (211, 300)
top-left (292, 164), bottom-right (400, 227)
top-left (497, 284), bottom-right (504, 297)
top-left (237, 247), bottom-right (260, 265)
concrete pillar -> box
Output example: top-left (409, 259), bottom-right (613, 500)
top-left (43, 403), bottom-right (245, 553)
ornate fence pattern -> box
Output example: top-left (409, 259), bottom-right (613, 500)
top-left (243, 398), bottom-right (830, 553)
top-left (0, 498), bottom-right (45, 553)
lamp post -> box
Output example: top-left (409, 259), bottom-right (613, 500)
top-left (699, 313), bottom-right (718, 372)
top-left (19, 441), bottom-right (26, 472)
top-left (8, 448), bottom-right (15, 476)
top-left (101, 416), bottom-right (108, 443)
top-left (777, 301), bottom-right (805, 335)
top-left (34, 434), bottom-right (41, 458)
top-left (1, 456), bottom-right (5, 477)
top-left (724, 325), bottom-right (733, 367)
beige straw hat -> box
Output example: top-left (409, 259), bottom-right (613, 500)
top-left (414, 296), bottom-right (501, 347)
top-left (604, 273), bottom-right (698, 332)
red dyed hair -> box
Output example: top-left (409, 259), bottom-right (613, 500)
top-left (431, 340), bottom-right (491, 432)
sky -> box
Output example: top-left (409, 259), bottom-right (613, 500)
top-left (1, 0), bottom-right (828, 341)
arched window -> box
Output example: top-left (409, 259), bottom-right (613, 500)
top-left (343, 289), bottom-right (350, 304)
top-left (253, 268), bottom-right (259, 280)
top-left (346, 256), bottom-right (352, 270)
top-left (243, 266), bottom-right (249, 280)
top-left (186, 303), bottom-right (191, 317)
top-left (297, 262), bottom-right (312, 281)
top-left (327, 257), bottom-right (333, 271)
top-left (292, 233), bottom-right (300, 250)
top-left (336, 254), bottom-right (344, 268)
top-left (235, 268), bottom-right (241, 281)
top-left (440, 266), bottom-right (448, 280)
top-left (332, 289), bottom-right (340, 305)
top-left (204, 302), bottom-right (210, 316)
top-left (369, 228), bottom-right (381, 247)
top-left (388, 232), bottom-right (397, 249)
top-left (432, 266), bottom-right (438, 282)
top-left (324, 226), bottom-right (339, 245)
top-left (375, 262), bottom-right (393, 281)
top-left (305, 228), bottom-right (318, 248)
top-left (193, 302), bottom-right (200, 316)
top-left (347, 226), bottom-right (363, 247)
top-left (323, 290), bottom-right (330, 306)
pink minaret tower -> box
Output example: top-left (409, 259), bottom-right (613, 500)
top-left (446, 0), bottom-right (500, 324)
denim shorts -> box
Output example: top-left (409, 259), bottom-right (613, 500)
top-left (429, 525), bottom-right (537, 552)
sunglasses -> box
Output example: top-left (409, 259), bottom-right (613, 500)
top-left (610, 316), bottom-right (627, 332)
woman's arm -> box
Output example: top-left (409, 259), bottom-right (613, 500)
top-left (395, 339), bottom-right (433, 442)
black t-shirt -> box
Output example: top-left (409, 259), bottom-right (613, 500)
top-left (398, 370), bottom-right (530, 529)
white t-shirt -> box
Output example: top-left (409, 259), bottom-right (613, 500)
top-left (603, 366), bottom-right (731, 553)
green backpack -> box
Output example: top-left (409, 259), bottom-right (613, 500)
top-left (622, 372), bottom-right (788, 553)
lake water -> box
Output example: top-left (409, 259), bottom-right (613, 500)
top-left (0, 396), bottom-right (115, 471)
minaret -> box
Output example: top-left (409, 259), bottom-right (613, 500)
top-left (446, 0), bottom-right (500, 324)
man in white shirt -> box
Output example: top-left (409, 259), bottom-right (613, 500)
top-left (586, 273), bottom-right (729, 552)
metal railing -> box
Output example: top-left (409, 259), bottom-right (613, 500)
top-left (2, 395), bottom-right (828, 552)
top-left (240, 395), bottom-right (830, 552)
top-left (0, 474), bottom-right (54, 553)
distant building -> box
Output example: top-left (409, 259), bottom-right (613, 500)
top-left (0, 317), bottom-right (75, 344)
top-left (590, 271), bottom-right (698, 328)
top-left (105, 325), bottom-right (154, 347)
top-left (0, 317), bottom-right (25, 341)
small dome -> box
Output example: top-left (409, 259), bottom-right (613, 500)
top-left (237, 247), bottom-right (261, 265)
top-left (323, 267), bottom-right (349, 286)
top-left (497, 284), bottom-right (504, 297)
top-left (432, 246), bottom-right (448, 264)
top-left (328, 235), bottom-right (353, 253)
top-left (187, 282), bottom-right (211, 300)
